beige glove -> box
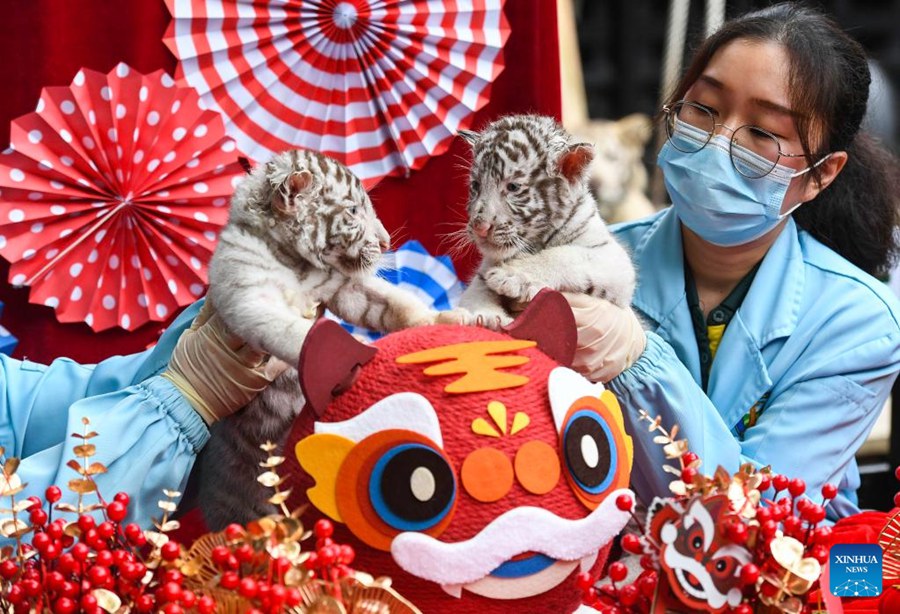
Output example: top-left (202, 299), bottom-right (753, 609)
top-left (563, 292), bottom-right (647, 383)
top-left (161, 302), bottom-right (289, 425)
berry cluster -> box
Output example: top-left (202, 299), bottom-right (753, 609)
top-left (0, 487), bottom-right (215, 614)
top-left (579, 494), bottom-right (660, 613)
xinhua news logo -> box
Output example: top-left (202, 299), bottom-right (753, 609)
top-left (829, 544), bottom-right (882, 597)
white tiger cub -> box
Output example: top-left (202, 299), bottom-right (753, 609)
top-left (458, 114), bottom-right (636, 324)
top-left (198, 149), bottom-right (458, 529)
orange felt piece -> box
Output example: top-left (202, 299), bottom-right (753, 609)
top-left (396, 340), bottom-right (536, 394)
top-left (335, 429), bottom-right (458, 551)
top-left (514, 440), bottom-right (561, 495)
top-left (461, 447), bottom-right (514, 503)
top-left (294, 433), bottom-right (355, 523)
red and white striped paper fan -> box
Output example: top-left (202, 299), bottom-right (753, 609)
top-left (164, 0), bottom-right (510, 186)
top-left (0, 63), bottom-right (245, 332)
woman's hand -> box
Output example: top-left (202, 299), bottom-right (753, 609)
top-left (563, 292), bottom-right (646, 383)
top-left (162, 302), bottom-right (289, 425)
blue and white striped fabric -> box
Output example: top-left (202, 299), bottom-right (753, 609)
top-left (325, 240), bottom-right (464, 341)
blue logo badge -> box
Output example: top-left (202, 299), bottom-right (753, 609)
top-left (829, 544), bottom-right (882, 597)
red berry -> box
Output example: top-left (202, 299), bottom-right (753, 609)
top-left (314, 518), bottom-right (334, 538)
top-left (87, 566), bottom-right (111, 586)
top-left (238, 577), bottom-right (259, 598)
top-left (616, 583), bottom-right (637, 606)
top-left (5, 584), bottom-right (24, 604)
top-left (304, 552), bottom-right (319, 569)
top-left (761, 520), bottom-right (778, 538)
top-left (772, 475), bottom-right (789, 491)
top-left (124, 523), bottom-right (143, 544)
top-left (615, 494), bottom-right (633, 512)
top-left (180, 590), bottom-right (197, 608)
top-left (681, 451), bottom-right (699, 466)
top-left (740, 563), bottom-right (760, 585)
top-left (29, 508), bottom-right (48, 527)
top-left (162, 605), bottom-right (183, 614)
top-left (812, 544), bottom-right (829, 564)
top-left (46, 521), bottom-right (64, 540)
top-left (639, 555), bottom-right (655, 570)
top-left (621, 533), bottom-right (643, 554)
top-left (78, 515), bottom-right (96, 532)
top-left (637, 572), bottom-right (658, 597)
top-left (43, 542), bottom-right (60, 560)
top-left (224, 524), bottom-right (244, 541)
top-left (733, 605), bottom-right (754, 614)
top-left (758, 474), bottom-right (772, 491)
top-left (608, 561), bottom-right (628, 583)
top-left (813, 526), bottom-right (833, 544)
top-left (822, 484), bottom-right (838, 500)
top-left (44, 486), bottom-right (62, 503)
top-left (95, 549), bottom-right (114, 567)
top-left (197, 596), bottom-right (216, 614)
top-left (316, 536), bottom-right (334, 550)
top-left (96, 521), bottom-right (115, 539)
top-left (32, 531), bottom-right (52, 552)
top-left (0, 559), bottom-right (18, 579)
top-left (681, 466), bottom-right (698, 484)
top-left (135, 595), bottom-right (155, 613)
top-left (895, 465), bottom-right (900, 482)
top-left (80, 594), bottom-right (98, 611)
top-left (234, 543), bottom-right (254, 563)
top-left (113, 492), bottom-right (130, 506)
top-left (161, 541), bottom-right (181, 561)
top-left (219, 571), bottom-right (240, 590)
top-left (286, 588), bottom-right (302, 607)
top-left (894, 492), bottom-right (900, 509)
top-left (21, 578), bottom-right (41, 597)
top-left (318, 545), bottom-right (337, 566)
top-left (339, 544), bottom-right (355, 565)
top-left (53, 597), bottom-right (77, 614)
top-left (211, 545), bottom-right (230, 567)
top-left (783, 516), bottom-right (802, 537)
top-left (106, 501), bottom-right (127, 522)
top-left (160, 581), bottom-right (182, 603)
top-left (788, 478), bottom-right (806, 497)
top-left (162, 569), bottom-right (183, 585)
top-left (727, 521), bottom-right (749, 544)
top-left (756, 506), bottom-right (772, 522)
top-left (270, 584), bottom-right (287, 605)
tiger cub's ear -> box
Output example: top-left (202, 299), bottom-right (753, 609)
top-left (458, 129), bottom-right (479, 146)
top-left (272, 170), bottom-right (315, 217)
top-left (557, 143), bottom-right (594, 183)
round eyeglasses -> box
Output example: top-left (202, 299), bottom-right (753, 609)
top-left (662, 100), bottom-right (816, 179)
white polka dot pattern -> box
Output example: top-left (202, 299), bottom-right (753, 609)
top-left (164, 0), bottom-right (510, 186)
top-left (0, 63), bottom-right (243, 331)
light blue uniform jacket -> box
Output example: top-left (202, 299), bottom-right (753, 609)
top-left (609, 208), bottom-right (900, 518)
top-left (0, 301), bottom-right (204, 526)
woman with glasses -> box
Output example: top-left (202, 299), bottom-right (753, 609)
top-left (568, 2), bottom-right (900, 517)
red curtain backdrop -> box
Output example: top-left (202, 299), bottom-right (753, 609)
top-left (0, 0), bottom-right (561, 364)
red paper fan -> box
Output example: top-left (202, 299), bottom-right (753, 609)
top-left (164, 0), bottom-right (510, 186)
top-left (0, 63), bottom-right (245, 331)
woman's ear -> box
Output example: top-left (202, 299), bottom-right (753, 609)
top-left (800, 150), bottom-right (847, 202)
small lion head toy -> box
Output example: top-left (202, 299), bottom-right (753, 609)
top-left (284, 290), bottom-right (635, 613)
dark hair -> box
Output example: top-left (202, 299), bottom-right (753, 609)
top-left (667, 2), bottom-right (899, 277)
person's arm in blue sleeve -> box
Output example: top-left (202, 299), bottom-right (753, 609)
top-left (0, 300), bottom-right (287, 527)
top-left (566, 293), bottom-right (900, 515)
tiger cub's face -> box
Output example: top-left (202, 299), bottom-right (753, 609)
top-left (460, 114), bottom-right (594, 261)
top-left (265, 150), bottom-right (389, 276)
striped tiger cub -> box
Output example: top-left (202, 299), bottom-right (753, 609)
top-left (458, 114), bottom-right (636, 325)
top-left (197, 149), bottom-right (462, 529)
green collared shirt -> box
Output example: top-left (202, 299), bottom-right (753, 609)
top-left (684, 260), bottom-right (761, 392)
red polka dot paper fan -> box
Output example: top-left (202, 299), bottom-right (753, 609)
top-left (164, 0), bottom-right (510, 187)
top-left (0, 63), bottom-right (245, 332)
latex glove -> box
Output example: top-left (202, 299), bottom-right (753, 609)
top-left (563, 292), bottom-right (646, 383)
top-left (161, 302), bottom-right (289, 425)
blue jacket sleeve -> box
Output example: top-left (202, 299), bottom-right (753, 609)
top-left (609, 330), bottom-right (898, 517)
top-left (0, 303), bottom-right (208, 527)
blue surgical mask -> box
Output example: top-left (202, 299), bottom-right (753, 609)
top-left (657, 125), bottom-right (811, 247)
